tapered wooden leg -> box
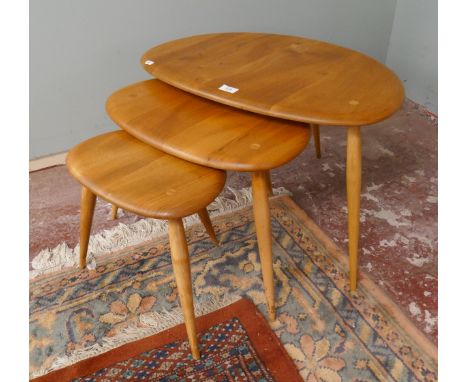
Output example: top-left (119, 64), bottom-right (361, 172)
top-left (80, 187), bottom-right (96, 269)
top-left (346, 126), bottom-right (362, 291)
top-left (312, 124), bottom-right (321, 158)
top-left (197, 208), bottom-right (219, 245)
top-left (251, 171), bottom-right (276, 321)
top-left (168, 219), bottom-right (200, 360)
top-left (110, 204), bottom-right (118, 220)
top-left (265, 170), bottom-right (274, 196)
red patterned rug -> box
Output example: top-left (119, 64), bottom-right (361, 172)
top-left (31, 298), bottom-right (302, 381)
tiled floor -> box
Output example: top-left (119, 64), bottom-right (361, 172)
top-left (29, 99), bottom-right (437, 343)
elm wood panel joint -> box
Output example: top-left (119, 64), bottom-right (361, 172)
top-left (106, 79), bottom-right (311, 172)
top-left (142, 32), bottom-right (404, 126)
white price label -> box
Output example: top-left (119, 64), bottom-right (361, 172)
top-left (218, 84), bottom-right (239, 94)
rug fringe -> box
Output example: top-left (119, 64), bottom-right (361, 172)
top-left (30, 186), bottom-right (291, 279)
top-left (30, 294), bottom-right (242, 379)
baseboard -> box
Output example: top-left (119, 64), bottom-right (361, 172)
top-left (29, 152), bottom-right (67, 172)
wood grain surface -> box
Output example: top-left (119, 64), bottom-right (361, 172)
top-left (106, 79), bottom-right (311, 171)
top-left (67, 131), bottom-right (226, 219)
top-left (141, 33), bottom-right (404, 126)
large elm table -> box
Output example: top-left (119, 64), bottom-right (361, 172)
top-left (140, 33), bottom-right (404, 291)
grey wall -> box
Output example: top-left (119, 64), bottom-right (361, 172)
top-left (386, 0), bottom-right (438, 113)
top-left (30, 0), bottom-right (398, 159)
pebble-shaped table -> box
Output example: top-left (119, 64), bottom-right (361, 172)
top-left (107, 79), bottom-right (311, 320)
top-left (140, 33), bottom-right (405, 290)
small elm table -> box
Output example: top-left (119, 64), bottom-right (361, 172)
top-left (140, 32), bottom-right (404, 291)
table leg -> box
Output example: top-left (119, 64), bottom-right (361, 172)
top-left (346, 126), bottom-right (362, 291)
top-left (80, 186), bottom-right (96, 269)
top-left (110, 204), bottom-right (118, 220)
top-left (265, 170), bottom-right (273, 196)
top-left (197, 208), bottom-right (219, 245)
top-left (311, 124), bottom-right (321, 159)
top-left (168, 218), bottom-right (200, 360)
top-left (251, 171), bottom-right (276, 321)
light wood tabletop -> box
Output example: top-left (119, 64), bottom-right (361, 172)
top-left (106, 79), bottom-right (311, 172)
top-left (141, 32), bottom-right (404, 127)
top-left (67, 131), bottom-right (226, 220)
top-left (141, 32), bottom-right (406, 291)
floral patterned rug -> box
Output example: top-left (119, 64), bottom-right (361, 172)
top-left (31, 299), bottom-right (302, 382)
top-left (30, 195), bottom-right (437, 381)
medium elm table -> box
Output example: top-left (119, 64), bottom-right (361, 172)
top-left (140, 32), bottom-right (404, 291)
top-left (106, 79), bottom-right (311, 320)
